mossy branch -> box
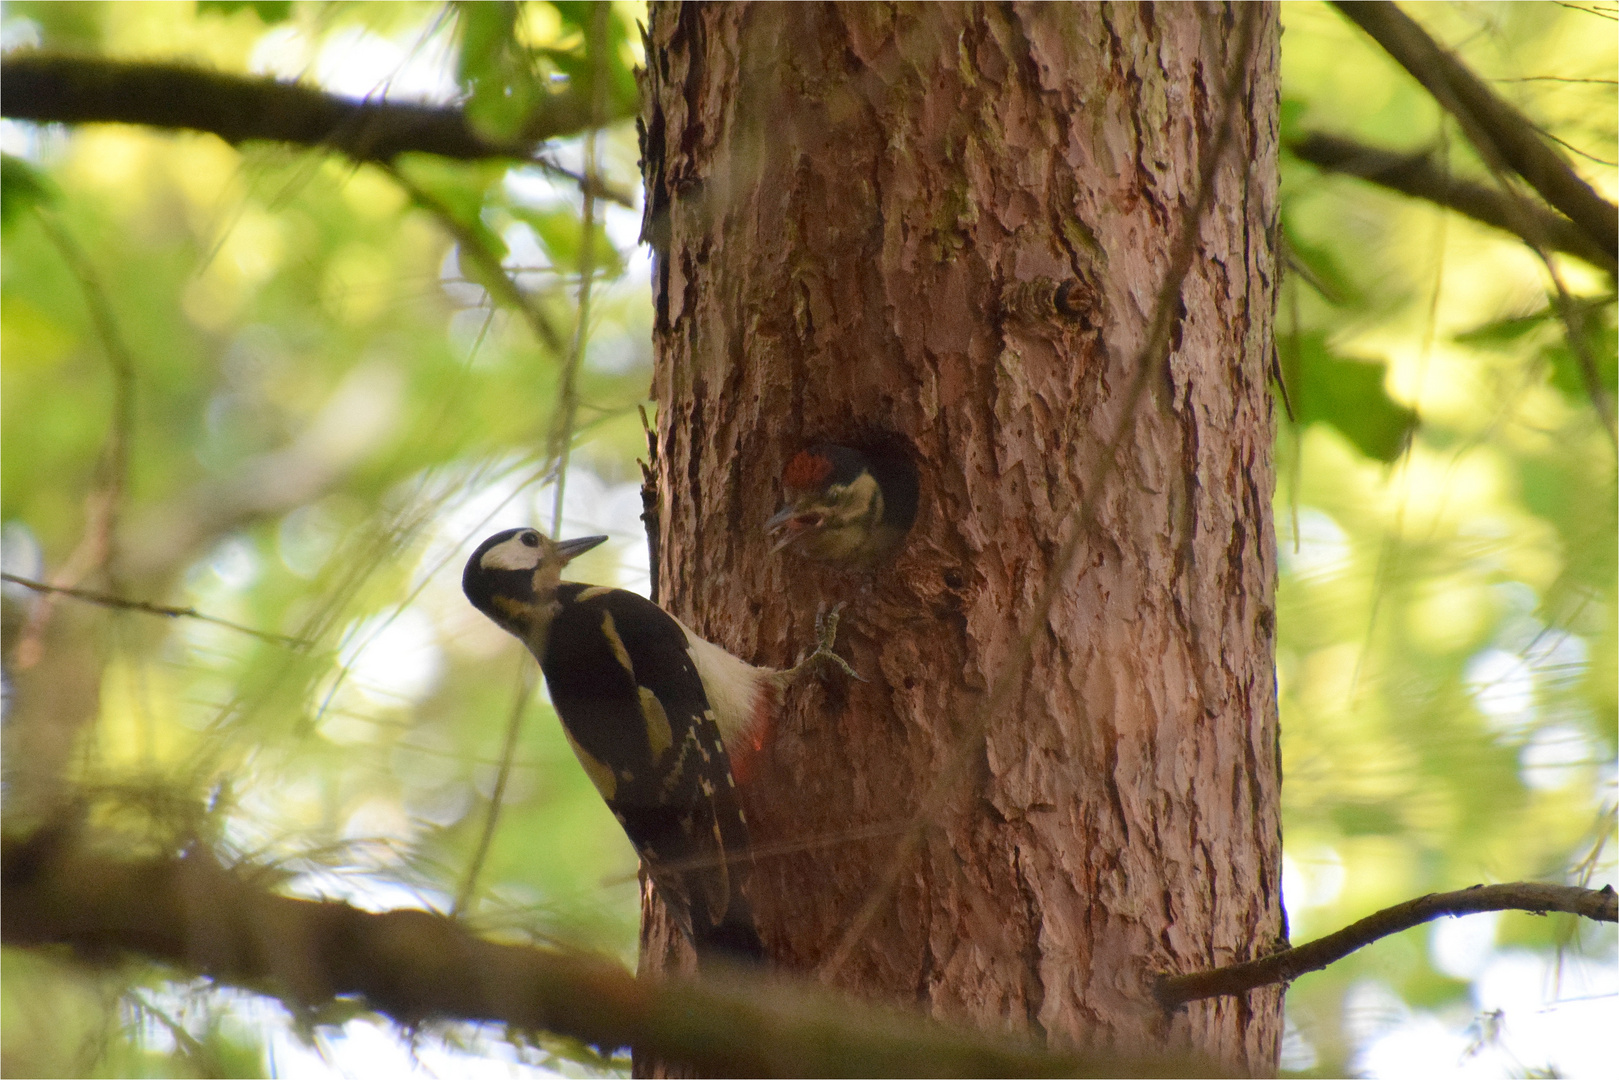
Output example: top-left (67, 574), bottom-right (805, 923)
top-left (2, 826), bottom-right (1209, 1079)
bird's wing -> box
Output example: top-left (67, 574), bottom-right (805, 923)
top-left (541, 585), bottom-right (756, 950)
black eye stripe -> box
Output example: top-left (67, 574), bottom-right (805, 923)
top-left (521, 531), bottom-right (541, 547)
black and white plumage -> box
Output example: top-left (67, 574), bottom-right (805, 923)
top-left (462, 527), bottom-right (855, 965)
top-left (766, 444), bottom-right (919, 570)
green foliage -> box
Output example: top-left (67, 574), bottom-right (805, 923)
top-left (1, 3), bottom-right (649, 1075)
top-left (6, 0), bottom-right (105, 49)
top-left (452, 0), bottom-right (636, 143)
top-left (457, 1), bottom-right (544, 142)
top-left (1276, 3), bottom-right (1615, 1075)
top-left (1287, 331), bottom-right (1418, 462)
top-left (196, 0), bottom-right (293, 24)
top-left (0, 154), bottom-right (56, 231)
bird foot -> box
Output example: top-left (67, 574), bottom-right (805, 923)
top-left (788, 602), bottom-right (863, 682)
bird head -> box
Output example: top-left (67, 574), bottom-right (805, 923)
top-left (767, 445), bottom-right (905, 569)
top-left (463, 528), bottom-right (608, 639)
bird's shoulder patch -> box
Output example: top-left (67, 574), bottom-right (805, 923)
top-left (639, 686), bottom-right (674, 758)
top-left (599, 610), bottom-right (636, 676)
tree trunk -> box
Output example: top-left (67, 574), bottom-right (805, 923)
top-left (639, 2), bottom-right (1282, 1073)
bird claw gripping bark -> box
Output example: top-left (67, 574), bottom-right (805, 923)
top-left (793, 601), bottom-right (864, 682)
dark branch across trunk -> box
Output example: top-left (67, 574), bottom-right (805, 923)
top-left (2, 828), bottom-right (1215, 1078)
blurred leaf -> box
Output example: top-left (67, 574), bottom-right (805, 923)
top-left (509, 206), bottom-right (620, 275)
top-left (1546, 304), bottom-right (1618, 398)
top-left (1283, 216), bottom-right (1361, 307)
top-left (195, 0), bottom-right (292, 23)
top-left (551, 2), bottom-right (640, 114)
top-left (457, 1), bottom-right (543, 143)
top-left (1279, 95), bottom-right (1310, 142)
top-left (1329, 802), bottom-right (1405, 837)
top-left (1292, 331), bottom-right (1418, 462)
top-left (6, 1), bottom-right (103, 48)
top-left (1459, 298), bottom-right (1618, 399)
top-left (1454, 306), bottom-right (1558, 347)
top-left (1, 155), bottom-right (56, 231)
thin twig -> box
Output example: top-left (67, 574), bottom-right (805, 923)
top-left (1553, 1), bottom-right (1618, 20)
top-left (1532, 124), bottom-right (1618, 169)
top-left (385, 164), bottom-right (565, 353)
top-left (1287, 131), bottom-right (1616, 275)
top-left (1155, 882), bottom-right (1617, 1006)
top-left (2, 573), bottom-right (309, 649)
top-left (817, 4), bottom-right (1263, 983)
top-left (13, 215), bottom-right (140, 669)
top-left (1493, 76), bottom-right (1618, 85)
top-left (531, 154), bottom-right (638, 208)
top-left (547, 2), bottom-right (611, 535)
top-left (452, 661), bottom-right (535, 917)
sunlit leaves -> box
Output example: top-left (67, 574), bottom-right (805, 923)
top-left (0, 154), bottom-right (55, 231)
top-left (452, 0), bottom-right (637, 143)
top-left (1458, 296), bottom-right (1618, 398)
top-left (457, 2), bottom-right (543, 143)
top-left (1274, 2), bottom-right (1615, 1070)
top-left (1287, 331), bottom-right (1419, 462)
top-left (2, 3), bottom-right (652, 1075)
top-left (196, 0), bottom-right (293, 25)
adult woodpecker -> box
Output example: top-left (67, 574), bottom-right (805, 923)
top-left (462, 527), bottom-right (855, 965)
top-left (767, 444), bottom-right (919, 571)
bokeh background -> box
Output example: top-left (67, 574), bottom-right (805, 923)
top-left (1, 2), bottom-right (1613, 1076)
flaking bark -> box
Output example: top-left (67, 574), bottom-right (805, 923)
top-left (641, 3), bottom-right (1283, 1073)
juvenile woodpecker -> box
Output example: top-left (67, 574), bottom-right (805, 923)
top-left (767, 444), bottom-right (919, 570)
top-left (462, 527), bottom-right (854, 965)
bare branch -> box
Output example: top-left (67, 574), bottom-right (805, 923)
top-left (2, 573), bottom-right (309, 649)
top-left (452, 664), bottom-right (534, 917)
top-left (1288, 131), bottom-right (1617, 276)
top-left (1155, 882), bottom-right (1618, 1007)
top-left (0, 828), bottom-right (1213, 1079)
top-left (1331, 2), bottom-right (1617, 262)
top-left (0, 53), bottom-right (623, 162)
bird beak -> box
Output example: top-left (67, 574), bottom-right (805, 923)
top-left (555, 535), bottom-right (610, 562)
top-left (766, 506), bottom-right (820, 553)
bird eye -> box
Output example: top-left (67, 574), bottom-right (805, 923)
top-left (520, 531), bottom-right (541, 547)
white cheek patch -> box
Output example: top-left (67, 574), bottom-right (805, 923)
top-left (480, 535), bottom-right (542, 571)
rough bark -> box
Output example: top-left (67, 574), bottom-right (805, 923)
top-left (640, 2), bottom-right (1282, 1074)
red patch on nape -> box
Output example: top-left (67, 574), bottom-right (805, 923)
top-left (782, 449), bottom-right (834, 493)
